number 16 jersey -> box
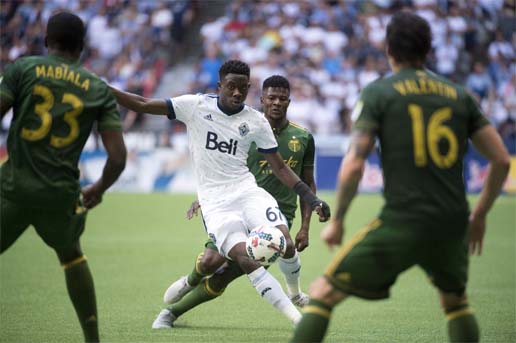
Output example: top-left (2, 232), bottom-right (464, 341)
top-left (353, 68), bottom-right (489, 229)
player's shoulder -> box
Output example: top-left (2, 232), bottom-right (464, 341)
top-left (287, 121), bottom-right (313, 139)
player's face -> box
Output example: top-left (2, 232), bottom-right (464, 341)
top-left (218, 73), bottom-right (250, 111)
top-left (261, 87), bottom-right (290, 121)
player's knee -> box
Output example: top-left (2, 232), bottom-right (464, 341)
top-left (309, 276), bottom-right (347, 306)
top-left (54, 242), bottom-right (83, 265)
top-left (199, 251), bottom-right (225, 275)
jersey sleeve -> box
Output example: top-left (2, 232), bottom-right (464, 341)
top-left (255, 114), bottom-right (278, 153)
top-left (165, 94), bottom-right (199, 123)
top-left (0, 60), bottom-right (20, 102)
top-left (303, 134), bottom-right (315, 168)
top-left (465, 91), bottom-right (490, 136)
top-left (97, 83), bottom-right (123, 132)
top-left (352, 83), bottom-right (381, 133)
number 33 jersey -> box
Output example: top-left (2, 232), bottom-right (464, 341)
top-left (165, 94), bottom-right (278, 210)
top-left (0, 55), bottom-right (122, 208)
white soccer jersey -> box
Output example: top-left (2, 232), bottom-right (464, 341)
top-left (165, 94), bottom-right (278, 209)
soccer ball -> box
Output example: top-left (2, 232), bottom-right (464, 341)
top-left (246, 225), bottom-right (286, 266)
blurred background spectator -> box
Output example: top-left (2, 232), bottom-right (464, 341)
top-left (1, 0), bottom-right (514, 150)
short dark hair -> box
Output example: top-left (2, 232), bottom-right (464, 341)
top-left (262, 75), bottom-right (290, 91)
top-left (386, 11), bottom-right (431, 65)
top-left (219, 60), bottom-right (250, 80)
top-left (46, 12), bottom-right (85, 53)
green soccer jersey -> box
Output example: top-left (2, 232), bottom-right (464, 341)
top-left (353, 68), bottom-right (489, 226)
top-left (0, 54), bottom-right (122, 208)
top-left (247, 121), bottom-right (315, 222)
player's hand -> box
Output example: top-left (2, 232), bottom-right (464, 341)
top-left (186, 200), bottom-right (201, 219)
top-left (468, 212), bottom-right (486, 256)
top-left (314, 200), bottom-right (331, 222)
top-left (82, 183), bottom-right (104, 209)
top-left (295, 228), bottom-right (309, 252)
top-left (321, 220), bottom-right (344, 251)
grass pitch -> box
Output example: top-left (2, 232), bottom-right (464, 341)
top-left (1, 193), bottom-right (514, 343)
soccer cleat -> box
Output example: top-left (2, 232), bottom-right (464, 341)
top-left (289, 292), bottom-right (309, 307)
top-left (163, 276), bottom-right (194, 304)
top-left (152, 309), bottom-right (176, 329)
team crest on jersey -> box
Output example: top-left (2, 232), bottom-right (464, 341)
top-left (288, 137), bottom-right (301, 152)
top-left (238, 122), bottom-right (249, 136)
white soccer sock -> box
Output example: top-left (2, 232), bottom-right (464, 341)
top-left (279, 250), bottom-right (302, 296)
top-left (248, 267), bottom-right (301, 323)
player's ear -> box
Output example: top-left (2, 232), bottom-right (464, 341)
top-left (217, 81), bottom-right (221, 91)
top-left (260, 95), bottom-right (264, 104)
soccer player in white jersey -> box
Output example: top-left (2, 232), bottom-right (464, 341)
top-left (110, 60), bottom-right (331, 327)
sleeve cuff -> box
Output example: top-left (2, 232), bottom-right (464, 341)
top-left (165, 98), bottom-right (176, 120)
top-left (257, 146), bottom-right (278, 153)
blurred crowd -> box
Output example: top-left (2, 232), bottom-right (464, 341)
top-left (191, 0), bottom-right (515, 145)
top-left (1, 0), bottom-right (514, 149)
top-left (0, 0), bottom-right (197, 132)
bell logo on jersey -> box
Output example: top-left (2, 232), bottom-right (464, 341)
top-left (205, 131), bottom-right (238, 155)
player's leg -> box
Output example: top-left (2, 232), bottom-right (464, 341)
top-left (440, 291), bottom-right (479, 342)
top-left (291, 277), bottom-right (348, 343)
top-left (244, 188), bottom-right (308, 305)
top-left (156, 261), bottom-right (245, 328)
top-left (292, 218), bottom-right (413, 342)
top-left (227, 241), bottom-right (301, 324)
top-left (419, 226), bottom-right (479, 342)
top-left (163, 242), bottom-right (225, 304)
top-left (33, 201), bottom-right (99, 343)
top-left (275, 222), bottom-right (307, 306)
top-left (0, 196), bottom-right (31, 254)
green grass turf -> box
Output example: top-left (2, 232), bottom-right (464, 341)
top-left (1, 193), bottom-right (514, 343)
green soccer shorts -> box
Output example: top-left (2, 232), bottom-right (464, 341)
top-left (324, 217), bottom-right (469, 299)
top-left (0, 195), bottom-right (87, 252)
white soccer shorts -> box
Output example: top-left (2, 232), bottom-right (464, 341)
top-left (201, 186), bottom-right (288, 258)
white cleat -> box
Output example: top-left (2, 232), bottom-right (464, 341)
top-left (152, 309), bottom-right (176, 329)
top-left (163, 276), bottom-right (194, 304)
top-left (289, 292), bottom-right (309, 308)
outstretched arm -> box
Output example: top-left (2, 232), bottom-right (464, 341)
top-left (321, 130), bottom-right (375, 249)
top-left (469, 125), bottom-right (510, 255)
top-left (264, 152), bottom-right (330, 222)
top-left (109, 86), bottom-right (168, 115)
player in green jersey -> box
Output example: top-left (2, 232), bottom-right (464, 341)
top-left (155, 75), bottom-right (316, 327)
top-left (291, 12), bottom-right (510, 343)
top-left (0, 12), bottom-right (127, 343)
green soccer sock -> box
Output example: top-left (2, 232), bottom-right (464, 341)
top-left (290, 299), bottom-right (333, 343)
top-left (446, 304), bottom-right (479, 342)
top-left (187, 252), bottom-right (210, 287)
top-left (63, 256), bottom-right (99, 343)
top-left (169, 277), bottom-right (224, 317)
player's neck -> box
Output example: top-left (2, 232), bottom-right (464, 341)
top-left (391, 61), bottom-right (425, 73)
top-left (47, 48), bottom-right (80, 63)
top-left (269, 118), bottom-right (289, 132)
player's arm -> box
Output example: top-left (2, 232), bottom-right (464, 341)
top-left (109, 86), bottom-right (168, 115)
top-left (469, 125), bottom-right (510, 255)
top-left (264, 152), bottom-right (330, 222)
top-left (0, 93), bottom-right (13, 118)
top-left (82, 130), bottom-right (127, 209)
top-left (321, 129), bottom-right (375, 249)
top-left (295, 165), bottom-right (315, 251)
